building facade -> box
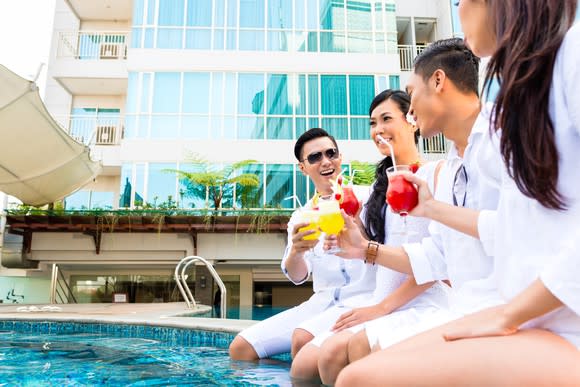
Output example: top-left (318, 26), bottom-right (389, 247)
top-left (1, 0), bottom-right (454, 309)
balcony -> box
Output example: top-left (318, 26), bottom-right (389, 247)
top-left (52, 31), bottom-right (128, 95)
top-left (419, 133), bottom-right (448, 161)
top-left (64, 0), bottom-right (132, 21)
top-left (55, 115), bottom-right (124, 146)
top-left (398, 44), bottom-right (428, 71)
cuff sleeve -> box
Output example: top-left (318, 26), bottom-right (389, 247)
top-left (404, 237), bottom-right (448, 285)
top-left (477, 210), bottom-right (497, 256)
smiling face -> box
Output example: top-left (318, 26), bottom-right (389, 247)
top-left (369, 98), bottom-right (416, 159)
top-left (298, 136), bottom-right (342, 195)
top-left (457, 0), bottom-right (496, 57)
top-left (406, 71), bottom-right (445, 139)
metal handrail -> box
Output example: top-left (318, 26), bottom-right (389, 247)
top-left (49, 263), bottom-right (77, 304)
top-left (174, 255), bottom-right (227, 318)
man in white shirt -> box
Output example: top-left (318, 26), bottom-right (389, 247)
top-left (328, 38), bottom-right (503, 365)
top-left (228, 128), bottom-right (375, 361)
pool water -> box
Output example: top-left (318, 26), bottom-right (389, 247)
top-left (202, 306), bottom-right (291, 320)
top-left (0, 321), bottom-right (294, 386)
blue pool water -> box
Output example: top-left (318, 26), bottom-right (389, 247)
top-left (0, 320), bottom-right (295, 386)
top-left (202, 306), bottom-right (291, 320)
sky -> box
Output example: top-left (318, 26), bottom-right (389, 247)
top-left (0, 0), bottom-right (56, 97)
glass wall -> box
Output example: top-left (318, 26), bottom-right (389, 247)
top-left (131, 0), bottom-right (397, 53)
top-left (126, 71), bottom-right (398, 140)
top-left (65, 190), bottom-right (115, 210)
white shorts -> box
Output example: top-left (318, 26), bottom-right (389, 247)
top-left (236, 297), bottom-right (332, 358)
top-left (366, 307), bottom-right (461, 349)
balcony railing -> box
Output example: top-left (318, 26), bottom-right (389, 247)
top-left (55, 115), bottom-right (123, 146)
top-left (419, 133), bottom-right (448, 155)
top-left (398, 44), bottom-right (428, 71)
top-left (57, 31), bottom-right (128, 60)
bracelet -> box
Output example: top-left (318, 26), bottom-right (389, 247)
top-left (365, 240), bottom-right (379, 265)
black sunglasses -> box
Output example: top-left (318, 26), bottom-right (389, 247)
top-left (302, 148), bottom-right (339, 164)
top-left (452, 164), bottom-right (468, 207)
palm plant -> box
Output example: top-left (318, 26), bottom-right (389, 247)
top-left (166, 155), bottom-right (260, 210)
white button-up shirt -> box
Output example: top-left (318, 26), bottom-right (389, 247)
top-left (404, 106), bottom-right (503, 314)
top-left (478, 23), bottom-right (580, 347)
top-left (281, 197), bottom-right (377, 308)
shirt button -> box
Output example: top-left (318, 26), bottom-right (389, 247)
top-left (334, 297), bottom-right (338, 301)
top-left (341, 268), bottom-right (345, 272)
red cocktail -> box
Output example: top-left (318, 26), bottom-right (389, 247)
top-left (386, 165), bottom-right (418, 216)
top-left (340, 186), bottom-right (360, 216)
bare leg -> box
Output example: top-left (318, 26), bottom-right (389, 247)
top-left (336, 328), bottom-right (580, 386)
top-left (292, 328), bottom-right (315, 359)
top-left (346, 329), bottom-right (371, 363)
top-left (290, 343), bottom-right (322, 382)
top-left (229, 335), bottom-right (259, 361)
top-left (318, 331), bottom-right (353, 385)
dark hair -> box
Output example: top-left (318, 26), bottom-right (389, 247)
top-left (294, 128), bottom-right (339, 161)
top-left (485, 0), bottom-right (577, 210)
top-left (364, 90), bottom-right (416, 243)
top-left (414, 38), bottom-right (480, 96)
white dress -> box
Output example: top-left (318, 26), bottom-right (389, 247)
top-left (309, 161), bottom-right (449, 348)
top-left (478, 23), bottom-right (580, 349)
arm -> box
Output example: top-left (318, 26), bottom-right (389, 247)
top-left (443, 279), bottom-right (564, 341)
top-left (333, 277), bottom-right (435, 331)
top-left (281, 220), bottom-right (318, 284)
top-left (404, 173), bottom-right (481, 238)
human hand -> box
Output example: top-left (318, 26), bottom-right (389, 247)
top-left (402, 173), bottom-right (434, 217)
top-left (289, 222), bottom-right (319, 255)
top-left (442, 305), bottom-right (519, 341)
top-left (323, 210), bottom-right (366, 259)
top-left (332, 305), bottom-right (386, 332)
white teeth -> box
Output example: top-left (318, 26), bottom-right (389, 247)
top-left (320, 169), bottom-right (334, 175)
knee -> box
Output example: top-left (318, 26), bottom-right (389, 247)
top-left (319, 337), bottom-right (346, 369)
top-left (335, 363), bottom-right (364, 387)
top-left (290, 344), bottom-right (320, 381)
top-left (291, 329), bottom-right (314, 358)
top-left (347, 331), bottom-right (371, 362)
top-left (229, 335), bottom-right (258, 361)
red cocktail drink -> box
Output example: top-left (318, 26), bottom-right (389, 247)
top-left (385, 165), bottom-right (418, 215)
top-left (340, 186), bottom-right (360, 216)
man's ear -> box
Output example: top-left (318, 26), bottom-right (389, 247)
top-left (298, 162), bottom-right (307, 176)
top-left (432, 69), bottom-right (446, 92)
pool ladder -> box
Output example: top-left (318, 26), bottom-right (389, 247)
top-left (174, 255), bottom-right (227, 318)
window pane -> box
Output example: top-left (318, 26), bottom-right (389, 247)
top-left (157, 28), bottom-right (183, 48)
top-left (268, 0), bottom-right (292, 28)
top-left (146, 0), bottom-right (156, 24)
top-left (158, 0), bottom-right (184, 26)
top-left (266, 117), bottom-right (292, 139)
top-left (389, 75), bottom-right (400, 90)
top-left (153, 73), bottom-right (180, 113)
top-left (239, 30), bottom-right (265, 50)
top-left (131, 28), bottom-right (143, 48)
top-left (141, 73), bottom-right (151, 113)
top-left (148, 163), bottom-right (177, 206)
top-left (348, 32), bottom-right (372, 53)
top-left (266, 164), bottom-right (293, 208)
top-left (178, 163), bottom-right (207, 209)
top-left (227, 0), bottom-right (238, 27)
top-left (119, 164), bottom-right (133, 207)
top-left (135, 164), bottom-right (146, 206)
top-left (350, 118), bottom-right (369, 140)
top-left (90, 192), bottom-right (114, 210)
top-left (183, 73), bottom-right (210, 113)
top-left (349, 75), bottom-right (374, 115)
top-left (144, 28), bottom-right (155, 48)
top-left (307, 75), bottom-right (319, 115)
top-left (295, 75), bottom-right (306, 115)
top-left (346, 1), bottom-right (371, 31)
top-left (187, 0), bottom-right (212, 26)
top-left (185, 29), bottom-right (211, 49)
top-left (214, 0), bottom-right (225, 27)
top-left (237, 164), bottom-right (264, 208)
top-left (181, 115), bottom-right (209, 139)
top-left (151, 115), bottom-right (179, 138)
top-left (65, 191), bottom-right (90, 210)
top-left (295, 167), bottom-right (308, 208)
top-left (322, 117), bottom-right (348, 139)
top-left (240, 0), bottom-right (265, 28)
top-left (266, 74), bottom-right (291, 115)
top-left (295, 0), bottom-right (306, 29)
top-left (238, 73), bottom-right (265, 114)
top-left (133, 0), bottom-right (145, 25)
top-left (295, 117), bottom-right (307, 138)
top-left (238, 116), bottom-right (264, 139)
top-left (321, 75), bottom-right (347, 115)
top-left (224, 73), bottom-right (236, 115)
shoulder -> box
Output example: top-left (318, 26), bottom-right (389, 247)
top-left (559, 23), bottom-right (580, 69)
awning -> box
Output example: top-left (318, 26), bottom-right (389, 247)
top-left (0, 64), bottom-right (101, 206)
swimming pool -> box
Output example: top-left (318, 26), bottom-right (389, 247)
top-left (201, 306), bottom-right (291, 320)
top-left (0, 320), bottom-right (293, 385)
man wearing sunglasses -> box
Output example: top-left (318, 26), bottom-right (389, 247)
top-left (229, 128), bottom-right (375, 362)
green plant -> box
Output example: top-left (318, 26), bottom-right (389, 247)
top-left (165, 155), bottom-right (260, 210)
top-left (349, 161), bottom-right (376, 185)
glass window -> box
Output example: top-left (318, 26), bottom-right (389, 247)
top-left (350, 117), bottom-right (369, 140)
top-left (307, 0), bottom-right (318, 29)
top-left (295, 0), bottom-right (306, 29)
top-left (238, 116), bottom-right (264, 139)
top-left (141, 73), bottom-right (151, 113)
top-left (266, 74), bottom-right (291, 115)
top-left (266, 117), bottom-right (292, 139)
top-left (119, 164), bottom-right (133, 207)
top-left (185, 29), bottom-right (211, 49)
top-left (214, 0), bottom-right (225, 27)
top-left (349, 75), bottom-right (374, 115)
top-left (346, 1), bottom-right (371, 30)
top-left (307, 75), bottom-right (319, 115)
top-left (295, 75), bottom-right (307, 115)
top-left (186, 0), bottom-right (212, 26)
top-left (239, 30), bottom-right (265, 50)
top-left (295, 117), bottom-right (307, 138)
top-left (183, 73), bottom-right (210, 114)
top-left (148, 163), bottom-right (177, 206)
top-left (238, 74), bottom-right (265, 114)
top-left (224, 73), bottom-right (236, 115)
top-left (146, 0), bottom-right (156, 24)
top-left (266, 164), bottom-right (293, 208)
top-left (133, 0), bottom-right (145, 26)
top-left (389, 75), bottom-right (400, 90)
top-left (151, 115), bottom-right (179, 138)
top-left (90, 192), bottom-right (114, 210)
top-left (126, 73), bottom-right (139, 114)
top-left (177, 162), bottom-right (207, 209)
top-left (157, 28), bottom-right (183, 49)
top-left (321, 75), bottom-right (347, 115)
top-left (450, 0), bottom-right (463, 37)
top-left (65, 191), bottom-right (90, 210)
top-left (181, 116), bottom-right (209, 139)
top-left (240, 0), bottom-right (265, 28)
top-left (322, 117), bottom-right (348, 139)
top-left (158, 0), bottom-right (184, 26)
top-left (295, 166), bottom-right (308, 208)
top-left (237, 164), bottom-right (264, 208)
top-left (227, 0), bottom-right (238, 27)
top-left (144, 28), bottom-right (155, 48)
top-left (152, 73), bottom-right (180, 113)
top-left (268, 0), bottom-right (292, 28)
